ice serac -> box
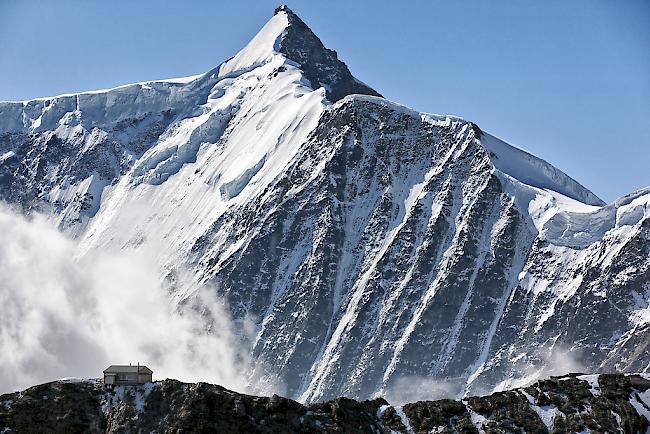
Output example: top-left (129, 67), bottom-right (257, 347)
top-left (0, 7), bottom-right (649, 403)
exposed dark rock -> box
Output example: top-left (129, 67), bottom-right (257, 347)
top-left (1, 374), bottom-right (648, 433)
top-left (275, 5), bottom-right (382, 102)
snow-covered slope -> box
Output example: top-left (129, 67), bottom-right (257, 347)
top-left (480, 131), bottom-right (605, 207)
top-left (0, 6), bottom-right (648, 403)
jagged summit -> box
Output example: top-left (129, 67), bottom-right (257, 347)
top-left (217, 6), bottom-right (381, 102)
top-left (272, 5), bottom-right (382, 102)
top-left (274, 4), bottom-right (295, 16)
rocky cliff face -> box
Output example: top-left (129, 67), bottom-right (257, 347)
top-left (1, 374), bottom-right (649, 433)
top-left (0, 6), bottom-right (648, 403)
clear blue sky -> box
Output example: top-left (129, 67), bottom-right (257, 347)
top-left (1, 1), bottom-right (648, 202)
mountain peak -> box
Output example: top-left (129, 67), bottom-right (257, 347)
top-left (270, 6), bottom-right (381, 102)
top-left (273, 5), bottom-right (309, 28)
top-left (274, 4), bottom-right (294, 16)
top-left (217, 6), bottom-right (381, 101)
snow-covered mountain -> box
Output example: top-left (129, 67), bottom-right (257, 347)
top-left (1, 6), bottom-right (648, 402)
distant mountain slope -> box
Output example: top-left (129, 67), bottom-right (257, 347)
top-left (1, 374), bottom-right (649, 433)
top-left (0, 6), bottom-right (648, 402)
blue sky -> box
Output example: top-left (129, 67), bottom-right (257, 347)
top-left (1, 0), bottom-right (648, 202)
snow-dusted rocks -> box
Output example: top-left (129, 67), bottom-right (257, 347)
top-left (1, 374), bottom-right (649, 433)
top-left (0, 6), bottom-right (648, 403)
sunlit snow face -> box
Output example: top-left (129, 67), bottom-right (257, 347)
top-left (0, 205), bottom-right (267, 395)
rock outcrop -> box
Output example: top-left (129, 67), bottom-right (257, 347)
top-left (1, 374), bottom-right (649, 433)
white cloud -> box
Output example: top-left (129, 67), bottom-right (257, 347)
top-left (536, 345), bottom-right (586, 379)
top-left (0, 204), bottom-right (254, 394)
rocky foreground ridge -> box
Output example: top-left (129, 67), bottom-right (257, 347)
top-left (1, 373), bottom-right (649, 433)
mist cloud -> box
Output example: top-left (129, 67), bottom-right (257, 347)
top-left (383, 345), bottom-right (588, 405)
top-left (537, 345), bottom-right (586, 378)
top-left (0, 204), bottom-right (253, 394)
top-left (384, 375), bottom-right (461, 405)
